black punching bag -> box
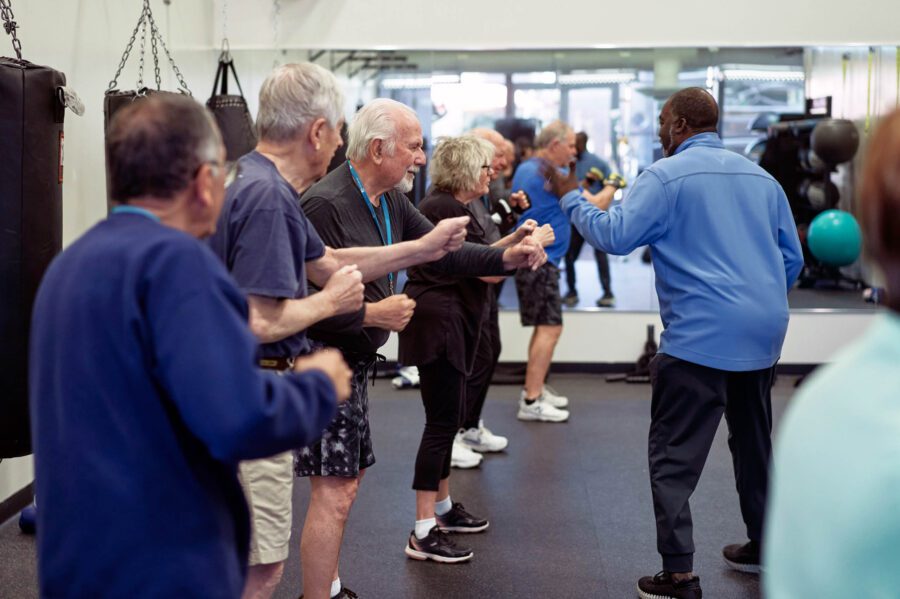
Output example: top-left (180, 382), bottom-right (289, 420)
top-left (0, 57), bottom-right (66, 458)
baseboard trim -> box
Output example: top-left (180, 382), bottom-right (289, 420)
top-left (0, 481), bottom-right (33, 526)
top-left (377, 361), bottom-right (819, 377)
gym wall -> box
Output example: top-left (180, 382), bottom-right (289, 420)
top-left (3, 0), bottom-right (898, 506)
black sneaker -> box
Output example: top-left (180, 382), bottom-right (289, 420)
top-left (637, 571), bottom-right (702, 599)
top-left (405, 526), bottom-right (473, 563)
top-left (597, 293), bottom-right (616, 308)
top-left (722, 540), bottom-right (761, 573)
top-left (436, 502), bottom-right (489, 533)
top-left (562, 291), bottom-right (579, 307)
top-left (298, 586), bottom-right (357, 599)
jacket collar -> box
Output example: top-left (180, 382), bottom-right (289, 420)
top-left (674, 132), bottom-right (723, 155)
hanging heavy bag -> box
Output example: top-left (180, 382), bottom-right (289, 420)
top-left (0, 0), bottom-right (82, 458)
top-left (207, 46), bottom-right (256, 162)
top-left (103, 0), bottom-right (191, 207)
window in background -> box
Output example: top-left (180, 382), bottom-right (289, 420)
top-left (514, 88), bottom-right (561, 128)
top-left (568, 87), bottom-right (614, 164)
top-left (430, 72), bottom-right (507, 138)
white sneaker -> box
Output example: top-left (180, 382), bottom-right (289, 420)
top-left (450, 437), bottom-right (483, 468)
top-left (459, 420), bottom-right (508, 453)
top-left (517, 397), bottom-right (569, 422)
top-left (539, 385), bottom-right (569, 409)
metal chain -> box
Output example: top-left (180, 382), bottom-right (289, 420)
top-left (150, 17), bottom-right (161, 89)
top-left (146, 2), bottom-right (190, 94)
top-left (0, 0), bottom-right (23, 60)
top-left (136, 17), bottom-right (147, 89)
top-left (107, 2), bottom-right (149, 91)
top-left (107, 0), bottom-right (190, 95)
top-left (222, 0), bottom-right (228, 43)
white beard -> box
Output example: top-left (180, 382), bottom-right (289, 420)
top-left (393, 173), bottom-right (414, 193)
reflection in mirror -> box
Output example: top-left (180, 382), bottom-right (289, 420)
top-left (225, 46), bottom-right (893, 313)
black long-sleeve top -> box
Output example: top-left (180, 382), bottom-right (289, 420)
top-left (398, 189), bottom-right (494, 375)
top-left (300, 162), bottom-right (507, 358)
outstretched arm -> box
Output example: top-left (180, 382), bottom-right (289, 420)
top-left (306, 216), bottom-right (470, 286)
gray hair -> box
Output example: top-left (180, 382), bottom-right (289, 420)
top-left (107, 94), bottom-right (221, 202)
top-left (346, 98), bottom-right (419, 162)
top-left (429, 135), bottom-right (495, 194)
top-left (256, 62), bottom-right (344, 143)
top-left (535, 120), bottom-right (573, 149)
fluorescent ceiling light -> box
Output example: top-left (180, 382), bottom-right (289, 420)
top-left (558, 71), bottom-right (637, 85)
top-left (380, 76), bottom-right (432, 89)
top-left (722, 69), bottom-right (805, 82)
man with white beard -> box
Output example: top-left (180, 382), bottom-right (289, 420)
top-left (296, 98), bottom-right (545, 598)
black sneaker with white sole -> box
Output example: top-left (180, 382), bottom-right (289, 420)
top-left (436, 502), bottom-right (489, 533)
top-left (405, 526), bottom-right (473, 563)
top-left (722, 540), bottom-right (761, 573)
top-left (297, 586), bottom-right (357, 598)
top-left (637, 571), bottom-right (702, 599)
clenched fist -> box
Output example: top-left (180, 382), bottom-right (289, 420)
top-left (532, 224), bottom-right (555, 248)
top-left (418, 216), bottom-right (469, 261)
top-left (502, 235), bottom-right (547, 271)
top-left (323, 264), bottom-right (364, 315)
top-left (363, 294), bottom-right (417, 332)
top-left (293, 348), bottom-right (353, 403)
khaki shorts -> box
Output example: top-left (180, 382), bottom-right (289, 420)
top-left (237, 451), bottom-right (294, 565)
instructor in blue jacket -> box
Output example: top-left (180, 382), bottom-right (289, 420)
top-left (550, 87), bottom-right (803, 599)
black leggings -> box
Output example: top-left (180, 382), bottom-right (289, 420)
top-left (463, 294), bottom-right (501, 430)
top-left (412, 358), bottom-right (466, 491)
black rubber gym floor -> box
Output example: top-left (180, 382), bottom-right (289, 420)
top-left (1, 373), bottom-right (796, 598)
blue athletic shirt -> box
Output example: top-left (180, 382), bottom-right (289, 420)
top-left (511, 157), bottom-right (571, 265)
top-left (562, 133), bottom-right (804, 371)
top-left (29, 212), bottom-right (337, 598)
top-left (208, 151), bottom-right (326, 358)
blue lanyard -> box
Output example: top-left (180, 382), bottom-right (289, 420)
top-left (347, 161), bottom-right (394, 293)
top-left (111, 205), bottom-right (160, 222)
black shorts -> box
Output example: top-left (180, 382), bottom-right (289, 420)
top-left (515, 262), bottom-right (563, 326)
top-left (294, 361), bottom-right (376, 478)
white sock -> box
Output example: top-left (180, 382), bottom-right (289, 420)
top-left (415, 517), bottom-right (436, 539)
top-left (329, 578), bottom-right (342, 598)
top-left (435, 495), bottom-right (452, 516)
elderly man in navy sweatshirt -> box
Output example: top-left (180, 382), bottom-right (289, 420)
top-left (549, 87), bottom-right (803, 599)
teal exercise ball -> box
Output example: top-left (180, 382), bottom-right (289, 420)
top-left (807, 209), bottom-right (862, 266)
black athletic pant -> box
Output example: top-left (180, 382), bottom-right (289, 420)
top-left (564, 225), bottom-right (611, 296)
top-left (648, 353), bottom-right (775, 572)
top-left (463, 293), bottom-right (501, 430)
top-left (413, 358), bottom-right (466, 491)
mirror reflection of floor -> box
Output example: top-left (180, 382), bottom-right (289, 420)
top-left (494, 247), bottom-right (879, 313)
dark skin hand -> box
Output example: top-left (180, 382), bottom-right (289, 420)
top-left (541, 160), bottom-right (580, 197)
top-left (542, 160), bottom-right (617, 211)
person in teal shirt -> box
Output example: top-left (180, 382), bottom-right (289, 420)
top-left (764, 109), bottom-right (900, 598)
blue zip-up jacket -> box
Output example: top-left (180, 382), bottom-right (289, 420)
top-left (561, 132), bottom-right (803, 371)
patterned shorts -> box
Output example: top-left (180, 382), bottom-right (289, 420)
top-left (515, 262), bottom-right (563, 326)
top-left (295, 361), bottom-right (376, 478)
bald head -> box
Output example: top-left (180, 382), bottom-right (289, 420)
top-left (658, 87), bottom-right (719, 156)
top-left (665, 87), bottom-right (719, 132)
top-left (469, 127), bottom-right (507, 177)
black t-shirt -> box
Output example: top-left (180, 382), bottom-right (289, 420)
top-left (398, 189), bottom-right (495, 374)
top-left (300, 162), bottom-right (507, 357)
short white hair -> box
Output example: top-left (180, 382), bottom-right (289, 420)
top-left (535, 120), bottom-right (573, 149)
top-left (430, 135), bottom-right (495, 194)
top-left (256, 62), bottom-right (344, 143)
top-left (346, 98), bottom-right (419, 162)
